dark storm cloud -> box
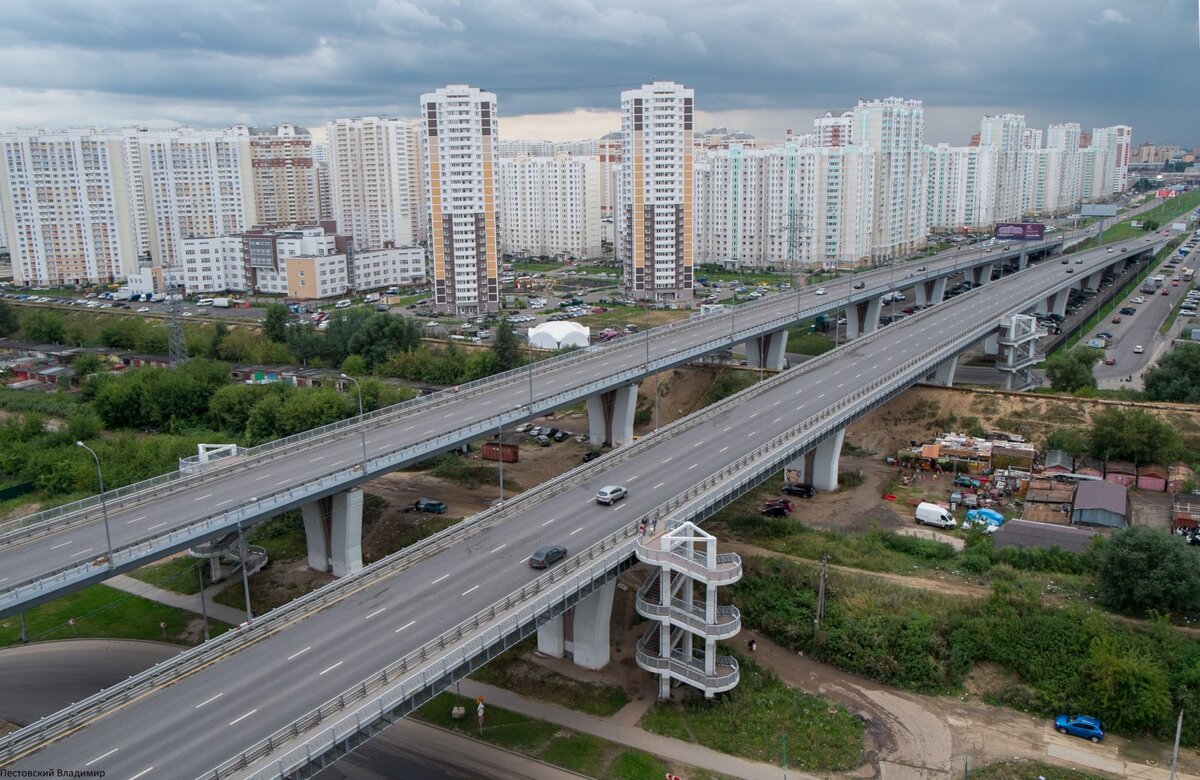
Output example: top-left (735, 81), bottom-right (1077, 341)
top-left (0, 0), bottom-right (1195, 143)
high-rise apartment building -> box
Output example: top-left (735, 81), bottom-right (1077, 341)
top-left (1089, 125), bottom-right (1132, 195)
top-left (420, 84), bottom-right (499, 314)
top-left (618, 81), bottom-right (694, 301)
top-left (250, 124), bottom-right (318, 227)
top-left (925, 144), bottom-right (998, 230)
top-left (979, 114), bottom-right (1027, 223)
top-left (598, 131), bottom-right (621, 220)
top-left (311, 142), bottom-right (334, 221)
top-left (852, 98), bottom-right (927, 261)
top-left (326, 117), bottom-right (425, 252)
top-left (0, 128), bottom-right (141, 285)
top-left (497, 154), bottom-right (602, 259)
top-left (814, 111), bottom-right (854, 148)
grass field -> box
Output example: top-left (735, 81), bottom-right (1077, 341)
top-left (574, 306), bottom-right (691, 331)
top-left (0, 584), bottom-right (230, 646)
top-left (129, 556), bottom-right (209, 595)
top-left (468, 639), bottom-right (629, 716)
top-left (969, 759), bottom-right (1107, 780)
top-left (640, 655), bottom-right (863, 771)
top-left (511, 261), bottom-right (566, 274)
top-left (1101, 189), bottom-right (1200, 244)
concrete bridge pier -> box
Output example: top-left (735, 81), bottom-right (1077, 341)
top-left (1085, 271), bottom-right (1104, 291)
top-left (1049, 289), bottom-right (1070, 318)
top-left (786, 428), bottom-right (846, 491)
top-left (586, 384), bottom-right (639, 447)
top-left (973, 263), bottom-right (995, 287)
top-left (744, 329), bottom-right (789, 371)
top-left (915, 277), bottom-right (947, 308)
top-left (1017, 250), bottom-right (1029, 271)
top-left (535, 579), bottom-right (617, 670)
top-left (845, 297), bottom-right (882, 340)
top-left (926, 355), bottom-right (958, 387)
top-left (301, 488), bottom-right (363, 577)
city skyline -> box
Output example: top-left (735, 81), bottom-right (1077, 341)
top-left (0, 1), bottom-right (1194, 146)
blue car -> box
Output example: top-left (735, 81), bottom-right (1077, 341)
top-left (1055, 715), bottom-right (1104, 743)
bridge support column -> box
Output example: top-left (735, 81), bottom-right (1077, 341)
top-left (1050, 290), bottom-right (1069, 318)
top-left (973, 263), bottom-right (995, 286)
top-left (787, 428), bottom-right (846, 492)
top-left (586, 384), bottom-right (639, 447)
top-left (1085, 271), bottom-right (1103, 291)
top-left (537, 615), bottom-right (565, 658)
top-left (1017, 250), bottom-right (1028, 271)
top-left (845, 297), bottom-right (882, 339)
top-left (915, 277), bottom-right (947, 307)
top-left (301, 488), bottom-right (363, 577)
top-left (983, 333), bottom-right (1000, 355)
top-left (570, 579), bottom-right (616, 670)
top-left (927, 356), bottom-right (958, 387)
top-left (744, 329), bottom-right (788, 371)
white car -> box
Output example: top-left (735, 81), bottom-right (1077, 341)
top-left (182, 311), bottom-right (194, 317)
top-left (1133, 296), bottom-right (1145, 304)
top-left (814, 288), bottom-right (827, 295)
top-left (1133, 345), bottom-right (1144, 354)
top-left (136, 306), bottom-right (150, 313)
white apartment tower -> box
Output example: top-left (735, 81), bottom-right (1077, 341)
top-left (497, 154), bottom-right (602, 259)
top-left (311, 142), bottom-right (334, 221)
top-left (925, 144), bottom-right (998, 230)
top-left (852, 98), bottom-right (927, 261)
top-left (0, 128), bottom-right (140, 285)
top-left (813, 111), bottom-right (854, 148)
top-left (1090, 125), bottom-right (1133, 195)
top-left (618, 81), bottom-right (694, 301)
top-left (979, 114), bottom-right (1027, 223)
top-left (250, 124), bottom-right (319, 227)
top-left (1044, 123), bottom-right (1083, 215)
top-left (421, 85), bottom-right (500, 314)
top-left (326, 117), bottom-right (425, 252)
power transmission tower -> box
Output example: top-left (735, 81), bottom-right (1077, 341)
top-left (787, 204), bottom-right (805, 280)
top-left (162, 264), bottom-right (187, 366)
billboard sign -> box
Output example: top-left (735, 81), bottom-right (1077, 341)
top-left (1157, 189), bottom-right (1178, 200)
top-left (1172, 222), bottom-right (1188, 232)
top-left (1081, 204), bottom-right (1119, 217)
top-left (994, 222), bottom-right (1046, 241)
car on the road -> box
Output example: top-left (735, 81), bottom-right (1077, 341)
top-left (182, 311), bottom-right (194, 317)
top-left (814, 288), bottom-right (827, 295)
top-left (1075, 257), bottom-right (1084, 264)
top-left (852, 282), bottom-right (865, 289)
top-left (1163, 289), bottom-right (1171, 295)
top-left (1119, 307), bottom-right (1135, 316)
top-left (1133, 296), bottom-right (1146, 304)
top-left (529, 545), bottom-right (567, 569)
top-left (1110, 316), bottom-right (1121, 324)
top-left (1173, 281), bottom-right (1181, 286)
top-left (1054, 715), bottom-right (1104, 743)
top-left (415, 497), bottom-right (447, 514)
top-left (1133, 345), bottom-right (1145, 354)
top-left (595, 485), bottom-right (627, 505)
top-left (136, 306), bottom-right (150, 313)
top-left (1106, 247), bottom-right (1114, 253)
top-left (1096, 332), bottom-right (1113, 339)
top-left (1104, 357), bottom-right (1116, 365)
top-left (1065, 268), bottom-right (1074, 274)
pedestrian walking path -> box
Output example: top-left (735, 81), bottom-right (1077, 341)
top-left (106, 574), bottom-right (247, 626)
top-left (455, 679), bottom-right (807, 780)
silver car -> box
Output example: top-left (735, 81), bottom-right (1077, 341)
top-left (595, 485), bottom-right (627, 505)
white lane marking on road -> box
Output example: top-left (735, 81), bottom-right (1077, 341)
top-left (403, 426), bottom-right (414, 431)
top-left (287, 646), bottom-right (311, 661)
top-left (569, 527), bottom-right (583, 535)
top-left (653, 482), bottom-right (665, 490)
top-left (195, 692), bottom-right (224, 709)
top-left (330, 460), bottom-right (344, 467)
top-left (773, 400), bottom-right (782, 406)
top-left (747, 431), bottom-right (757, 438)
top-left (443, 413), bottom-right (454, 418)
top-left (86, 748), bottom-right (118, 766)
top-left (687, 463), bottom-right (699, 470)
top-left (749, 412), bottom-right (758, 418)
top-left (661, 457), bottom-right (673, 464)
top-left (431, 573), bottom-right (450, 585)
top-left (490, 544), bottom-right (507, 554)
top-left (395, 620), bottom-right (415, 634)
top-left (837, 383), bottom-right (845, 389)
top-left (817, 393), bottom-right (825, 399)
top-left (773, 417), bottom-right (782, 423)
top-left (309, 456), bottom-right (323, 462)
top-left (229, 708), bottom-right (259, 725)
top-left (719, 446), bottom-right (729, 453)
top-left (50, 540), bottom-right (72, 550)
top-left (573, 369), bottom-right (584, 375)
top-left (462, 585), bottom-right (480, 596)
top-left (69, 548), bottom-right (94, 558)
top-left (364, 607), bottom-right (387, 620)
top-left (194, 493), bottom-right (212, 502)
top-left (692, 441), bottom-right (703, 447)
top-left (254, 474), bottom-right (272, 481)
top-left (276, 479), bottom-right (290, 486)
top-left (541, 517), bottom-right (557, 526)
top-left (215, 499), bottom-right (232, 507)
top-left (318, 662), bottom-right (343, 676)
top-left (424, 429), bottom-right (435, 435)
top-left (147, 522), bottom-right (167, 530)
top-left (854, 374), bottom-right (861, 379)
top-left (0, 578), bottom-right (8, 584)
top-left (627, 475), bottom-right (640, 482)
top-left (129, 767), bottom-right (155, 780)
top-left (125, 515), bottom-right (147, 525)
top-left (723, 425), bottom-right (732, 432)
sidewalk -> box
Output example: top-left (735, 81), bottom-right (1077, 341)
top-left (454, 679), bottom-right (807, 780)
top-left (106, 574), bottom-right (248, 626)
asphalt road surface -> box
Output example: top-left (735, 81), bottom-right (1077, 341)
top-left (0, 238), bottom-right (1051, 605)
top-left (8, 236), bottom-right (1166, 779)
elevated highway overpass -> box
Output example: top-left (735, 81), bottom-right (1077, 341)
top-left (0, 236), bottom-right (1074, 619)
top-left (0, 234), bottom-right (1169, 779)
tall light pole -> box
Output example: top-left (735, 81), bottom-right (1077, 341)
top-left (340, 374), bottom-right (368, 469)
top-left (76, 442), bottom-right (114, 567)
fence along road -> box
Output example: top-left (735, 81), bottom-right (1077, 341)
top-left (0, 237), bottom-right (1065, 618)
top-left (1, 235), bottom-right (1162, 779)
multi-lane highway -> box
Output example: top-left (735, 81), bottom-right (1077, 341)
top-left (4, 235), bottom-right (1165, 779)
top-left (0, 237), bottom-right (1061, 617)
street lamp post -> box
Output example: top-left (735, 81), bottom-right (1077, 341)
top-left (340, 374), bottom-right (368, 469)
top-left (76, 441), bottom-right (114, 567)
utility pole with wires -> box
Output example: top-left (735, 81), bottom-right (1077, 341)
top-left (161, 260), bottom-right (188, 366)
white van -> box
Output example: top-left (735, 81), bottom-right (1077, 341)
top-left (334, 299), bottom-right (352, 309)
top-left (196, 298), bottom-right (214, 307)
top-left (914, 502), bottom-right (956, 529)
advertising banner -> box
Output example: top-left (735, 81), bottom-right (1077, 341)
top-left (994, 222), bottom-right (1046, 241)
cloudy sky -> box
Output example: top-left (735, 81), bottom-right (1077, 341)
top-left (1, 0), bottom-right (1196, 147)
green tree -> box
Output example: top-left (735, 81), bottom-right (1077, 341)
top-left (71, 352), bottom-right (104, 380)
top-left (1084, 635), bottom-right (1173, 734)
top-left (217, 329), bottom-right (266, 363)
top-left (1045, 346), bottom-right (1102, 393)
top-left (99, 318), bottom-right (146, 350)
top-left (209, 383), bottom-right (275, 437)
top-left (263, 303), bottom-right (290, 343)
top-left (66, 410), bottom-right (103, 442)
top-left (135, 325), bottom-right (170, 356)
top-left (1046, 426), bottom-right (1088, 457)
top-left (207, 321), bottom-right (229, 360)
top-left (1143, 344), bottom-right (1200, 404)
top-left (285, 322), bottom-right (324, 366)
top-left (21, 309), bottom-right (66, 344)
top-left (1089, 407), bottom-right (1181, 465)
top-left (0, 299), bottom-right (18, 337)
top-left (1096, 526), bottom-right (1200, 614)
top-left (492, 316), bottom-right (524, 371)
top-left (346, 313), bottom-right (420, 370)
top-left (340, 354), bottom-right (368, 376)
